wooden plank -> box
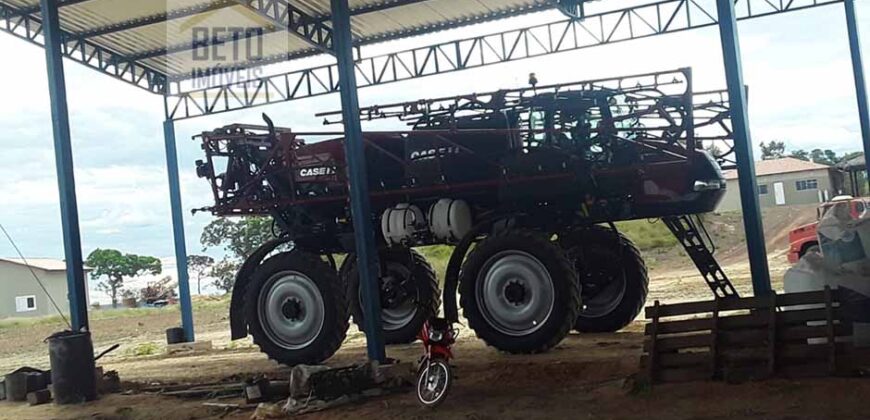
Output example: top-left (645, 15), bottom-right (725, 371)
top-left (767, 293), bottom-right (777, 376)
top-left (646, 289), bottom-right (839, 319)
top-left (825, 286), bottom-right (837, 375)
top-left (719, 329), bottom-right (769, 346)
top-left (644, 307), bottom-right (846, 335)
top-left (643, 333), bottom-right (713, 352)
top-left (710, 299), bottom-right (720, 379)
top-left (645, 300), bottom-right (661, 384)
top-left (778, 323), bottom-right (852, 342)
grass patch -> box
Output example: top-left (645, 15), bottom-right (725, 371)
top-left (616, 219), bottom-right (678, 251)
top-left (125, 342), bottom-right (161, 357)
top-left (0, 296), bottom-right (232, 331)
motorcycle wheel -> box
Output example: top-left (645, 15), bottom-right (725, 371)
top-left (416, 358), bottom-right (452, 408)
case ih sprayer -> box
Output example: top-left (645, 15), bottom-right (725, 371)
top-left (194, 68), bottom-right (738, 365)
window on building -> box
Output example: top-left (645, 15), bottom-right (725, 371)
top-left (796, 179), bottom-right (819, 191)
top-left (758, 184), bottom-right (768, 195)
top-left (15, 295), bottom-right (36, 312)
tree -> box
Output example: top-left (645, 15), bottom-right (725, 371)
top-left (86, 249), bottom-right (162, 308)
top-left (788, 149), bottom-right (810, 161)
top-left (759, 141), bottom-right (786, 160)
top-left (809, 148), bottom-right (840, 165)
top-left (200, 217), bottom-right (275, 260)
top-left (187, 255), bottom-right (215, 295)
top-left (140, 276), bottom-right (178, 304)
top-left (703, 141), bottom-right (723, 158)
top-left (210, 258), bottom-right (239, 294)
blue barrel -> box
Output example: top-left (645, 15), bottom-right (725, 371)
top-left (48, 331), bottom-right (97, 404)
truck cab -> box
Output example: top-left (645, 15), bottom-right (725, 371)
top-left (787, 196), bottom-right (867, 263)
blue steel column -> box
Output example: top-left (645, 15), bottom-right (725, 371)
top-left (845, 0), bottom-right (870, 191)
top-left (329, 0), bottom-right (386, 362)
top-left (716, 0), bottom-right (772, 295)
top-left (162, 119), bottom-right (195, 342)
top-left (39, 0), bottom-right (89, 330)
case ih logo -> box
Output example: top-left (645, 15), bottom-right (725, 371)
top-left (299, 167), bottom-right (337, 177)
top-left (410, 146), bottom-right (462, 161)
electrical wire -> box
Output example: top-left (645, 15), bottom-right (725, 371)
top-left (0, 222), bottom-right (72, 329)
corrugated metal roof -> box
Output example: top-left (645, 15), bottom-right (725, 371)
top-left (723, 158), bottom-right (831, 180)
top-left (1, 0), bottom-right (554, 79)
top-left (0, 257), bottom-right (92, 272)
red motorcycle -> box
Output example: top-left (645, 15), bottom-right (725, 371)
top-left (415, 317), bottom-right (456, 408)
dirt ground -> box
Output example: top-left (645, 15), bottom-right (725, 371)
top-left (5, 205), bottom-right (865, 420)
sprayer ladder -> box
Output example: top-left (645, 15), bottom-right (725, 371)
top-left (662, 215), bottom-right (738, 299)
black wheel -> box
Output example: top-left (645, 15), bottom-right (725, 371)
top-left (416, 358), bottom-right (452, 408)
top-left (800, 243), bottom-right (821, 258)
top-left (459, 230), bottom-right (580, 354)
top-left (561, 225), bottom-right (648, 333)
top-left (342, 248), bottom-right (440, 344)
top-left (244, 251), bottom-right (349, 365)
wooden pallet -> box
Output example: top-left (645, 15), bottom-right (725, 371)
top-left (640, 287), bottom-right (870, 384)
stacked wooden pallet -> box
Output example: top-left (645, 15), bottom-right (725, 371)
top-left (640, 287), bottom-right (870, 384)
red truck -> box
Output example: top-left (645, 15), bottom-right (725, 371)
top-left (787, 196), bottom-right (867, 263)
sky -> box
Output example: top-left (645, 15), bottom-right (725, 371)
top-left (0, 2), bottom-right (869, 302)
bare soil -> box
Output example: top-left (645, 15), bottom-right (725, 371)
top-left (5, 205), bottom-right (861, 420)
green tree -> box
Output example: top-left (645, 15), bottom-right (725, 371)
top-left (810, 148), bottom-right (840, 165)
top-left (86, 249), bottom-right (162, 308)
top-left (200, 217), bottom-right (275, 260)
top-left (788, 149), bottom-right (810, 161)
top-left (210, 258), bottom-right (239, 294)
top-left (187, 255), bottom-right (215, 295)
top-left (759, 141), bottom-right (786, 160)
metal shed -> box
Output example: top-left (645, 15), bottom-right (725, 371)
top-left (2, 0), bottom-right (869, 364)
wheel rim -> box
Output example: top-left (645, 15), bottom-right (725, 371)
top-left (358, 262), bottom-right (418, 331)
top-left (577, 247), bottom-right (627, 318)
top-left (258, 271), bottom-right (325, 350)
top-left (416, 360), bottom-right (450, 405)
top-left (475, 250), bottom-right (555, 336)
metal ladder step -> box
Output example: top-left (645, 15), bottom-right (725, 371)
top-left (662, 215), bottom-right (738, 299)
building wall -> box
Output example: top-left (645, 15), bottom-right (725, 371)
top-left (718, 169), bottom-right (834, 212)
top-left (0, 262), bottom-right (72, 318)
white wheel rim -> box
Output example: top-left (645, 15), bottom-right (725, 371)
top-left (258, 270), bottom-right (326, 350)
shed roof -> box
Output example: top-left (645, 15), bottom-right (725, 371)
top-left (723, 157), bottom-right (830, 180)
top-left (0, 257), bottom-right (91, 272)
top-left (0, 0), bottom-right (554, 80)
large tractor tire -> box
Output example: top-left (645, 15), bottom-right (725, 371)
top-left (561, 225), bottom-right (648, 333)
top-left (244, 251), bottom-right (349, 365)
top-left (343, 248), bottom-right (440, 344)
top-left (459, 230), bottom-right (580, 354)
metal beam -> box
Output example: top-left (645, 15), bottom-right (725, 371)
top-left (0, 2), bottom-right (168, 93)
top-left (236, 0), bottom-right (333, 53)
top-left (845, 0), bottom-right (870, 192)
top-left (716, 0), bottom-right (771, 295)
top-left (165, 0), bottom-right (842, 119)
top-left (162, 119), bottom-right (196, 342)
top-left (39, 0), bottom-right (89, 331)
top-left (330, 0), bottom-right (385, 363)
